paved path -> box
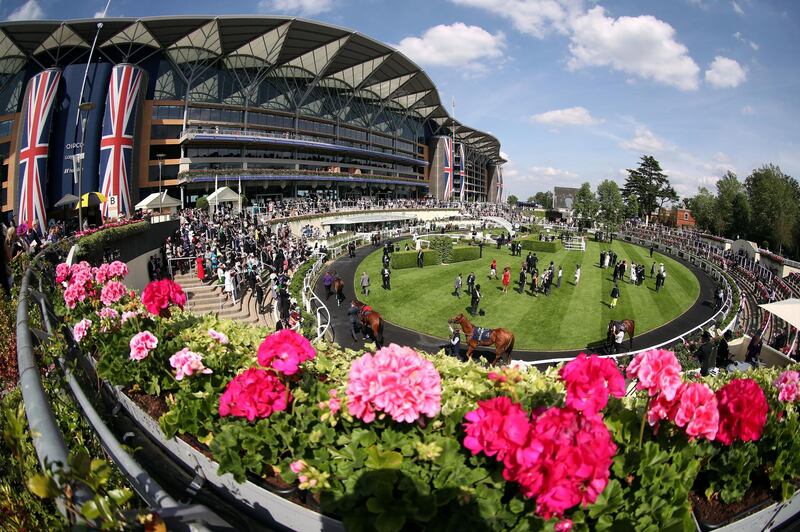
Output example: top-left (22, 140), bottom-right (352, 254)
top-left (315, 239), bottom-right (718, 366)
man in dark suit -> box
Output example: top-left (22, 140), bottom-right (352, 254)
top-left (382, 266), bottom-right (391, 290)
top-left (417, 249), bottom-right (424, 268)
top-left (470, 284), bottom-right (482, 316)
top-left (518, 266), bottom-right (527, 293)
top-left (466, 272), bottom-right (475, 295)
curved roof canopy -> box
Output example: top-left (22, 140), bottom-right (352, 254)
top-left (0, 16), bottom-right (504, 163)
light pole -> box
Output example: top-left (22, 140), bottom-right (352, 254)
top-left (74, 101), bottom-right (96, 231)
top-left (157, 153), bottom-right (166, 214)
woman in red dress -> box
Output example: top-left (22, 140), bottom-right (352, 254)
top-left (196, 255), bottom-right (205, 281)
top-left (502, 266), bottom-right (511, 293)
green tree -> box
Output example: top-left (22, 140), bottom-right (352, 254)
top-left (624, 195), bottom-right (640, 220)
top-left (507, 195), bottom-right (519, 206)
top-left (745, 164), bottom-right (800, 254)
top-left (572, 182), bottom-right (599, 224)
top-left (685, 187), bottom-right (719, 233)
top-left (730, 192), bottom-right (752, 241)
top-left (623, 156), bottom-right (678, 220)
top-left (596, 179), bottom-right (624, 232)
top-left (532, 191), bottom-right (554, 209)
top-left (715, 171), bottom-right (744, 237)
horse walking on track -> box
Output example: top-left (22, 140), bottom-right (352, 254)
top-left (448, 314), bottom-right (515, 365)
top-left (353, 300), bottom-right (385, 347)
top-left (332, 277), bottom-right (345, 307)
top-left (607, 319), bottom-right (635, 350)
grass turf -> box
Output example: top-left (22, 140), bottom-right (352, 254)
top-left (353, 239), bottom-right (700, 351)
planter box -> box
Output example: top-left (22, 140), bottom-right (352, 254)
top-left (694, 488), bottom-right (800, 531)
top-left (109, 385), bottom-right (344, 532)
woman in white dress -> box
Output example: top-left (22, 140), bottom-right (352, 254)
top-left (224, 268), bottom-right (234, 301)
top-left (574, 264), bottom-right (581, 285)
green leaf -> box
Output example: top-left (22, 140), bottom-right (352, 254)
top-left (68, 449), bottom-right (92, 478)
top-left (365, 446), bottom-right (403, 470)
top-left (107, 488), bottom-right (133, 506)
top-left (375, 511), bottom-right (406, 532)
top-left (509, 497), bottom-right (525, 514)
top-left (81, 500), bottom-right (100, 520)
top-left (27, 473), bottom-right (59, 499)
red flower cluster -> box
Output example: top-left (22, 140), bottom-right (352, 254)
top-left (218, 368), bottom-right (291, 421)
top-left (715, 378), bottom-right (768, 445)
top-left (647, 382), bottom-right (719, 441)
top-left (141, 279), bottom-right (187, 317)
top-left (559, 353), bottom-right (626, 416)
top-left (257, 329), bottom-right (316, 376)
top-left (463, 355), bottom-right (623, 525)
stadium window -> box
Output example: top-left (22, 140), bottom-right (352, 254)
top-left (152, 105), bottom-right (183, 120)
top-left (149, 145), bottom-right (181, 160)
top-left (0, 120), bottom-right (13, 137)
top-left (148, 164), bottom-right (179, 182)
top-left (150, 125), bottom-right (182, 139)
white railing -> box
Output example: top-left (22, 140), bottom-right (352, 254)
top-left (513, 234), bottom-right (740, 368)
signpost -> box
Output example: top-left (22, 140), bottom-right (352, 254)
top-left (107, 194), bottom-right (118, 219)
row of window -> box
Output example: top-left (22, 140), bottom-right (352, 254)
top-left (147, 164), bottom-right (179, 182)
top-left (0, 120), bottom-right (12, 138)
top-left (185, 162), bottom-right (424, 179)
top-left (298, 119), bottom-right (335, 136)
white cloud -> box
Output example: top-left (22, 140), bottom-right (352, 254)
top-left (732, 0), bottom-right (744, 15)
top-left (734, 32), bottom-right (759, 51)
top-left (396, 23), bottom-right (506, 74)
top-left (621, 127), bottom-right (668, 152)
top-left (448, 0), bottom-right (584, 38)
top-left (567, 7), bottom-right (700, 91)
top-left (7, 0), bottom-right (45, 20)
top-left (704, 56), bottom-right (747, 88)
top-left (258, 0), bottom-right (333, 16)
top-left (530, 106), bottom-right (600, 126)
top-left (741, 105), bottom-right (754, 115)
top-left (94, 10), bottom-right (106, 18)
top-left (702, 152), bottom-right (736, 175)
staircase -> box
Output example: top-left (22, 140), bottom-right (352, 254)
top-left (173, 272), bottom-right (272, 327)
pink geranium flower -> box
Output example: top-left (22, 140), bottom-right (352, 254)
top-left (55, 262), bottom-right (70, 284)
top-left (72, 318), bottom-right (92, 343)
top-left (716, 378), bottom-right (768, 445)
top-left (775, 370), bottom-right (799, 403)
top-left (142, 279), bottom-right (186, 317)
top-left (208, 328), bottom-right (229, 345)
top-left (257, 329), bottom-right (315, 375)
top-left (218, 368), bottom-right (290, 421)
top-left (671, 382), bottom-right (719, 441)
top-left (463, 396), bottom-right (532, 461)
top-left (346, 344), bottom-right (441, 423)
top-left (560, 353), bottom-right (626, 416)
top-left (129, 331), bottom-right (158, 361)
top-left (100, 280), bottom-right (127, 306)
top-left (108, 261), bottom-right (128, 279)
top-left (169, 348), bottom-right (212, 380)
top-left (626, 349), bottom-right (683, 401)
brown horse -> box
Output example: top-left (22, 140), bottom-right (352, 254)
top-left (448, 314), bottom-right (515, 365)
top-left (607, 319), bottom-right (635, 350)
top-left (352, 300), bottom-right (385, 347)
top-left (332, 277), bottom-right (345, 307)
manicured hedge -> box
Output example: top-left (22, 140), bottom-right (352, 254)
top-left (520, 239), bottom-right (562, 253)
top-left (391, 249), bottom-right (440, 269)
top-left (76, 221), bottom-right (149, 260)
top-left (448, 246), bottom-right (480, 263)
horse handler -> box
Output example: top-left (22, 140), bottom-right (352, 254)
top-left (348, 301), bottom-right (361, 341)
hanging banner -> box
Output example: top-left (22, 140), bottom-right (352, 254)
top-left (459, 142), bottom-right (466, 202)
top-left (99, 64), bottom-right (144, 217)
top-left (442, 136), bottom-right (453, 200)
top-left (17, 68), bottom-right (61, 230)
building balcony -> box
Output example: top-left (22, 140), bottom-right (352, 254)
top-left (177, 168), bottom-right (430, 188)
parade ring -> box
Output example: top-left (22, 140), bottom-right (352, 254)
top-left (316, 237), bottom-right (718, 364)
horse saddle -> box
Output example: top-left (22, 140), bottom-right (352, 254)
top-left (472, 327), bottom-right (493, 342)
top-left (359, 307), bottom-right (373, 319)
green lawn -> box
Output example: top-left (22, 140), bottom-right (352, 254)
top-left (354, 239), bottom-right (700, 351)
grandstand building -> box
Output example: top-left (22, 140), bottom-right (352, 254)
top-left (0, 16), bottom-right (504, 228)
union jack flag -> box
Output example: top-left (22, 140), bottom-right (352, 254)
top-left (458, 142), bottom-right (466, 202)
top-left (18, 69), bottom-right (61, 231)
top-left (497, 166), bottom-right (504, 203)
top-left (442, 137), bottom-right (453, 200)
top-left (100, 64), bottom-right (143, 217)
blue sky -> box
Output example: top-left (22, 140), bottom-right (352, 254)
top-left (5, 0), bottom-right (800, 200)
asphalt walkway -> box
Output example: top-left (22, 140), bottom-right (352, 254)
top-left (315, 239), bottom-right (718, 365)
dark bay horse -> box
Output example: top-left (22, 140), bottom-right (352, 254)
top-left (332, 277), bottom-right (345, 307)
top-left (353, 300), bottom-right (384, 347)
top-left (607, 319), bottom-right (635, 350)
top-left (448, 314), bottom-right (515, 365)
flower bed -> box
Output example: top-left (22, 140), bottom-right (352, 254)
top-left (75, 221), bottom-right (149, 260)
top-left (53, 259), bottom-right (800, 531)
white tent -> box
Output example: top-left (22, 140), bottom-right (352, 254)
top-left (760, 298), bottom-right (800, 329)
top-left (135, 192), bottom-right (182, 211)
top-left (206, 186), bottom-right (241, 205)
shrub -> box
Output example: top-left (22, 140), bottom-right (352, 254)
top-left (520, 239), bottom-right (562, 253)
top-left (391, 249), bottom-right (440, 269)
top-left (429, 237), bottom-right (453, 264)
top-left (76, 221), bottom-right (149, 260)
top-left (196, 196), bottom-right (209, 209)
top-left (448, 246), bottom-right (480, 263)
